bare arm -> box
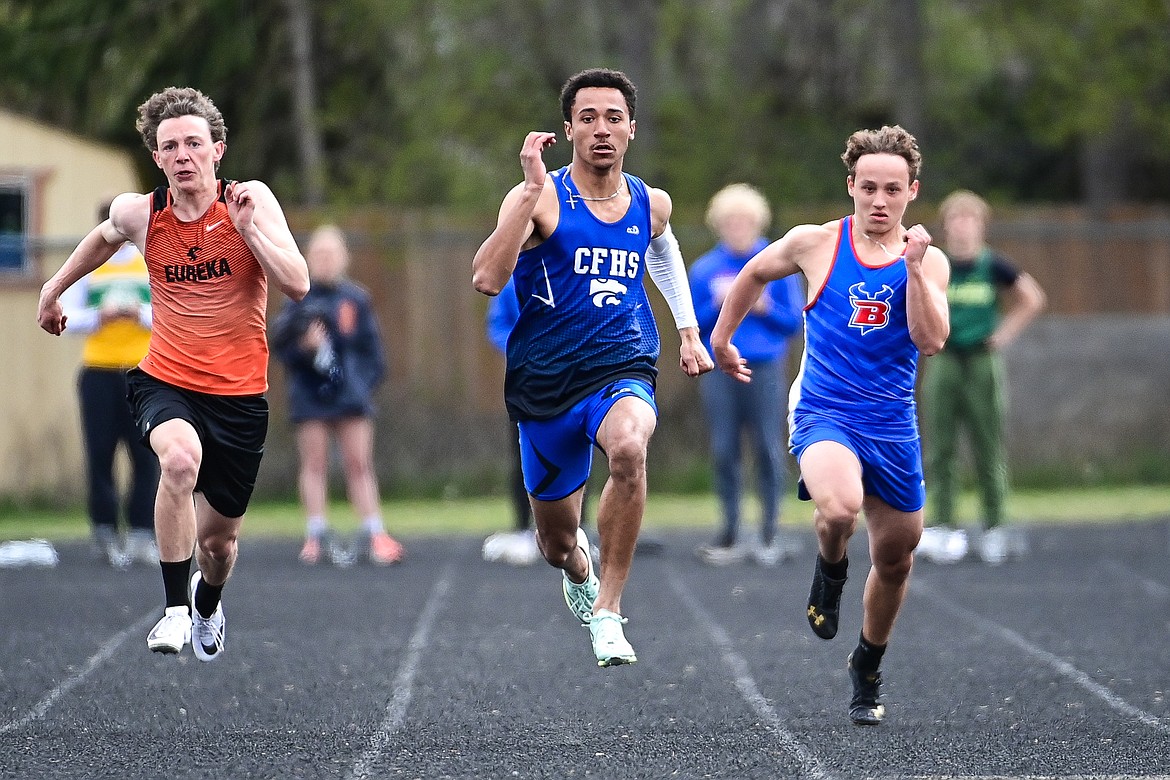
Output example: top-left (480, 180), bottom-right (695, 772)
top-left (37, 192), bottom-right (149, 335)
top-left (710, 224), bottom-right (817, 382)
top-left (988, 272), bottom-right (1046, 349)
top-left (225, 180), bottom-right (309, 301)
top-left (472, 132), bottom-right (557, 296)
top-left (903, 224), bottom-right (950, 355)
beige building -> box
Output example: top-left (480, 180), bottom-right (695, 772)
top-left (1, 108), bottom-right (142, 501)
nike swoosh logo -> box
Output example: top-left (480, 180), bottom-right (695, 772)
top-left (206, 220), bottom-right (225, 231)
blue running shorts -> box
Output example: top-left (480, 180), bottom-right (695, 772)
top-left (790, 412), bottom-right (925, 513)
top-left (518, 378), bottom-right (657, 501)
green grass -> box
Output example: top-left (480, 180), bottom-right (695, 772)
top-left (0, 485), bottom-right (1165, 542)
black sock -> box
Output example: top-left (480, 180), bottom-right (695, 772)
top-left (853, 632), bottom-right (887, 672)
top-left (819, 553), bottom-right (848, 580)
top-left (160, 558), bottom-right (193, 609)
top-left (193, 576), bottom-right (224, 619)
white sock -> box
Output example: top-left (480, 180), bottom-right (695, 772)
top-left (306, 516), bottom-right (327, 537)
top-left (363, 516), bottom-right (384, 535)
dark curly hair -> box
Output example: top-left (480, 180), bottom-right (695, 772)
top-left (559, 68), bottom-right (637, 122)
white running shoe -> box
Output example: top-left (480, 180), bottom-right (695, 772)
top-left (561, 527), bottom-right (599, 624)
top-left (483, 530), bottom-right (542, 566)
top-left (588, 609), bottom-right (637, 667)
top-left (977, 527), bottom-right (1008, 566)
top-left (125, 530), bottom-right (159, 567)
top-left (190, 572), bottom-right (226, 662)
top-left (147, 606), bottom-right (191, 655)
top-left (917, 526), bottom-right (969, 564)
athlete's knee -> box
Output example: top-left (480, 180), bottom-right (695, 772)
top-left (606, 437), bottom-right (648, 483)
top-left (156, 444), bottom-right (200, 492)
top-left (537, 528), bottom-right (577, 569)
top-left (871, 532), bottom-right (917, 582)
top-left (197, 527), bottom-right (238, 564)
top-left (814, 494), bottom-right (862, 536)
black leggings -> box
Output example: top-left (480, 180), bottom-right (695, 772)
top-left (78, 367), bottom-right (159, 531)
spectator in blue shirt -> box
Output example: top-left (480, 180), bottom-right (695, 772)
top-left (689, 184), bottom-right (805, 565)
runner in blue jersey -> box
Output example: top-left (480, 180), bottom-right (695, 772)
top-left (710, 126), bottom-right (950, 725)
top-left (472, 68), bottom-right (713, 668)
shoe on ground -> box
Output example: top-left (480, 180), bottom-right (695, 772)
top-left (847, 652), bottom-right (885, 725)
top-left (562, 527), bottom-right (599, 624)
top-left (190, 572), bottom-right (225, 662)
top-left (977, 527), bottom-right (1008, 565)
top-left (124, 530), bottom-right (159, 566)
top-left (483, 530), bottom-right (541, 566)
top-left (917, 526), bottom-right (968, 564)
top-left (752, 531), bottom-right (803, 567)
top-left (299, 535), bottom-right (321, 565)
top-left (93, 526), bottom-right (129, 569)
top-left (588, 609), bottom-right (637, 667)
top-left (806, 555), bottom-right (847, 640)
top-left (367, 531), bottom-right (405, 565)
top-left (147, 605), bottom-right (191, 655)
top-left (695, 540), bottom-right (746, 566)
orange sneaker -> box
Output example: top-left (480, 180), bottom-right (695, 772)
top-left (368, 531), bottom-right (404, 565)
top-left (299, 536), bottom-right (321, 565)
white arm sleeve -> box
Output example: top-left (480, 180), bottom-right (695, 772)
top-left (645, 223), bottom-right (698, 331)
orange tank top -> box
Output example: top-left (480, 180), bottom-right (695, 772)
top-left (141, 180), bottom-right (269, 395)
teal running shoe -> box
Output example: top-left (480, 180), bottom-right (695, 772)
top-left (561, 527), bottom-right (599, 623)
top-left (589, 609), bottom-right (637, 667)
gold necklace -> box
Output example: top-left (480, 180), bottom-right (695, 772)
top-left (567, 171), bottom-right (625, 201)
top-left (861, 230), bottom-right (904, 259)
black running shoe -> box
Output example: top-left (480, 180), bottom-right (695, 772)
top-left (806, 555), bottom-right (847, 640)
top-left (847, 652), bottom-right (885, 725)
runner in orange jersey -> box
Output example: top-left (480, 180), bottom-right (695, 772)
top-left (38, 86), bottom-right (309, 662)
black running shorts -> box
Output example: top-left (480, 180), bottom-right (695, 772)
top-left (126, 368), bottom-right (268, 519)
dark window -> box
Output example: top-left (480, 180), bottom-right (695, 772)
top-left (0, 183), bottom-right (28, 273)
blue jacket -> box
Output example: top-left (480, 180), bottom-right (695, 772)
top-left (271, 279), bottom-right (386, 422)
top-left (689, 239), bottom-right (804, 363)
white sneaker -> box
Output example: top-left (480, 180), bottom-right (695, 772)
top-left (977, 527), bottom-right (1008, 566)
top-left (695, 542), bottom-right (746, 566)
top-left (752, 531), bottom-right (803, 567)
top-left (561, 527), bottom-right (599, 624)
top-left (125, 530), bottom-right (159, 566)
top-left (588, 609), bottom-right (637, 667)
top-left (500, 529), bottom-right (541, 566)
top-left (190, 572), bottom-right (226, 662)
top-left (483, 530), bottom-right (542, 566)
top-left (147, 606), bottom-right (191, 654)
top-left (917, 527), bottom-right (968, 564)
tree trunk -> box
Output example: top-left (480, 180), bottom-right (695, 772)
top-left (281, 0), bottom-right (326, 206)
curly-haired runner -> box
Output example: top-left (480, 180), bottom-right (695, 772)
top-left (38, 86), bottom-right (309, 662)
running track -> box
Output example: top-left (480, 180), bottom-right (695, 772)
top-left (2, 519), bottom-right (1169, 779)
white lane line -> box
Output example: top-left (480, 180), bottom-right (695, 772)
top-left (346, 564), bottom-right (454, 780)
top-left (910, 580), bottom-right (1169, 734)
top-left (667, 570), bottom-right (840, 780)
top-left (1101, 559), bottom-right (1170, 599)
top-left (0, 609), bottom-right (158, 733)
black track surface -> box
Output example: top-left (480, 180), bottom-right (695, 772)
top-left (2, 519), bottom-right (1169, 779)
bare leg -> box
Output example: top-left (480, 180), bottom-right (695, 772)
top-left (335, 416), bottom-right (381, 520)
top-left (591, 397), bottom-right (657, 616)
top-left (799, 440), bottom-right (865, 564)
top-left (295, 420), bottom-right (331, 521)
top-left (860, 497), bottom-right (922, 645)
top-left (532, 489), bottom-right (587, 580)
top-left (149, 419), bottom-right (201, 563)
top-left (194, 493), bottom-right (242, 588)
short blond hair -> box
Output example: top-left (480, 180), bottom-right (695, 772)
top-left (705, 183), bottom-right (772, 234)
top-left (938, 189), bottom-right (990, 222)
